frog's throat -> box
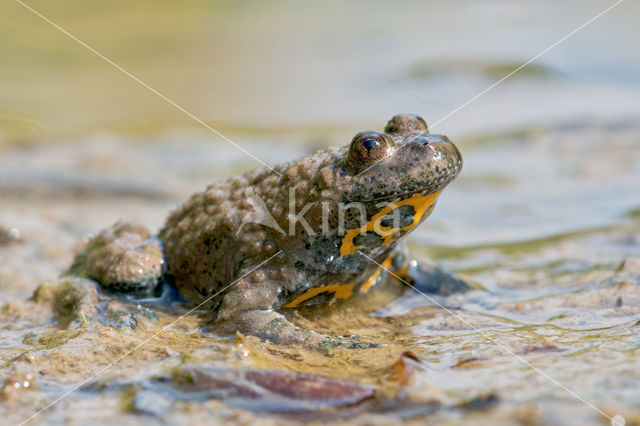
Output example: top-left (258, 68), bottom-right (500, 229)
top-left (281, 256), bottom-right (393, 308)
top-left (339, 190), bottom-right (442, 257)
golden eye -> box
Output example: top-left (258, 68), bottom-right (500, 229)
top-left (348, 131), bottom-right (394, 167)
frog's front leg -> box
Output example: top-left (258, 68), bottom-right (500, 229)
top-left (80, 221), bottom-right (164, 297)
top-left (214, 270), bottom-right (342, 350)
top-left (388, 246), bottom-right (471, 295)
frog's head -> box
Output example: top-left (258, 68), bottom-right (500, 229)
top-left (343, 114), bottom-right (462, 202)
top-left (334, 114), bottom-right (462, 256)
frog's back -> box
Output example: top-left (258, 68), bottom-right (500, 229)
top-left (159, 166), bottom-right (292, 302)
top-left (160, 177), bottom-right (245, 302)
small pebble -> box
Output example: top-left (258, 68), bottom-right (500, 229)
top-left (134, 389), bottom-right (172, 416)
top-left (617, 280), bottom-right (632, 289)
top-left (15, 353), bottom-right (37, 364)
top-left (0, 372), bottom-right (37, 400)
top-left (0, 226), bottom-right (21, 245)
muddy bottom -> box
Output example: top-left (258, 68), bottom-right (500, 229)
top-left (1, 120), bottom-right (640, 425)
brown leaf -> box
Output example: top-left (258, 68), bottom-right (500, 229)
top-left (166, 366), bottom-right (375, 413)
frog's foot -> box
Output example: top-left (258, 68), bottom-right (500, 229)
top-left (217, 309), bottom-right (380, 352)
top-left (216, 308), bottom-right (337, 350)
top-left (407, 263), bottom-right (471, 294)
top-left (82, 221), bottom-right (164, 297)
top-left (390, 250), bottom-right (471, 295)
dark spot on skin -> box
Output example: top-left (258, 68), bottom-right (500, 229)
top-left (380, 205), bottom-right (416, 228)
top-left (309, 236), bottom-right (341, 262)
top-left (295, 261), bottom-right (305, 272)
top-left (353, 232), bottom-right (383, 249)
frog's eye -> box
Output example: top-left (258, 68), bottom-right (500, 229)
top-left (348, 131), bottom-right (394, 168)
top-left (384, 114), bottom-right (429, 134)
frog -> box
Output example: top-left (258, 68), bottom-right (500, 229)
top-left (77, 114), bottom-right (467, 349)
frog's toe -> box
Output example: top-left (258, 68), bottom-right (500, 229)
top-left (82, 221), bottom-right (164, 296)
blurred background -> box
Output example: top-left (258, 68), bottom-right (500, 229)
top-left (2, 0), bottom-right (639, 139)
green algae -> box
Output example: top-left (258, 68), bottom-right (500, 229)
top-left (54, 281), bottom-right (85, 328)
top-left (22, 329), bottom-right (82, 350)
top-left (626, 208), bottom-right (640, 222)
top-left (119, 385), bottom-right (137, 413)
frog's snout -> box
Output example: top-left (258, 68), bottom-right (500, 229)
top-left (442, 136), bottom-right (463, 171)
top-left (420, 135), bottom-right (463, 179)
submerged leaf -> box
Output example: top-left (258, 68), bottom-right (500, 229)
top-left (163, 367), bottom-right (375, 413)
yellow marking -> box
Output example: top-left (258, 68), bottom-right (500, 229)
top-left (360, 268), bottom-right (381, 293)
top-left (81, 313), bottom-right (87, 325)
top-left (340, 190), bottom-right (442, 256)
top-left (360, 257), bottom-right (393, 293)
top-left (282, 283), bottom-right (355, 308)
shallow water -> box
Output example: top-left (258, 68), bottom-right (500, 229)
top-left (2, 1), bottom-right (640, 425)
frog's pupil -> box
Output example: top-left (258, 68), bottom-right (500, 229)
top-left (362, 139), bottom-right (377, 150)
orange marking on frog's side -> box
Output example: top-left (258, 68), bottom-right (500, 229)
top-left (282, 282), bottom-right (355, 308)
top-left (339, 190), bottom-right (442, 257)
top-left (360, 256), bottom-right (393, 293)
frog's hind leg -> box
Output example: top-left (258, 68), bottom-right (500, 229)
top-left (80, 221), bottom-right (164, 297)
top-left (389, 246), bottom-right (471, 295)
